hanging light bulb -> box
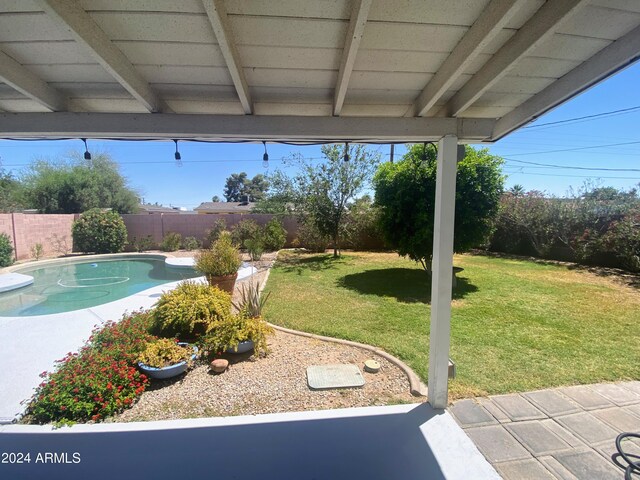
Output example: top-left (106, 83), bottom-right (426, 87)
top-left (344, 142), bottom-right (350, 162)
top-left (173, 139), bottom-right (181, 161)
top-left (81, 138), bottom-right (91, 160)
top-left (262, 141), bottom-right (269, 168)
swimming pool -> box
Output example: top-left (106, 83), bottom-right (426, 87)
top-left (0, 256), bottom-right (202, 317)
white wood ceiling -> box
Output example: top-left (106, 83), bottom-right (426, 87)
top-left (0, 0), bottom-right (639, 141)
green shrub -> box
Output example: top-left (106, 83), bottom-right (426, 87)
top-left (206, 218), bottom-right (227, 246)
top-left (295, 222), bottom-right (329, 253)
top-left (200, 313), bottom-right (273, 357)
top-left (138, 339), bottom-right (193, 369)
top-left (161, 231), bottom-right (182, 252)
top-left (26, 311), bottom-right (154, 424)
top-left (603, 212), bottom-right (640, 272)
top-left (182, 236), bottom-right (201, 251)
top-left (132, 235), bottom-right (154, 252)
top-left (195, 231), bottom-right (242, 278)
top-left (231, 219), bottom-right (260, 248)
top-left (72, 208), bottom-right (127, 254)
top-left (262, 218), bottom-right (287, 251)
top-left (0, 232), bottom-right (14, 267)
top-left (31, 242), bottom-right (44, 260)
top-left (152, 281), bottom-right (232, 339)
top-left (244, 237), bottom-right (264, 261)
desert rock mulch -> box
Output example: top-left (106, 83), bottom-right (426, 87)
top-left (114, 328), bottom-right (420, 422)
top-left (111, 250), bottom-right (421, 422)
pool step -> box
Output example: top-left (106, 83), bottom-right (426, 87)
top-left (0, 273), bottom-right (34, 293)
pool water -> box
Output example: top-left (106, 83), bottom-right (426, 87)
top-left (0, 258), bottom-right (202, 316)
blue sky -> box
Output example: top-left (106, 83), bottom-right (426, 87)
top-left (1, 61), bottom-right (640, 208)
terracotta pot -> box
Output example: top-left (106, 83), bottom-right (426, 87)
top-left (206, 272), bottom-right (238, 294)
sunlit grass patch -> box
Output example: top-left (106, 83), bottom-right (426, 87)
top-left (264, 250), bottom-right (640, 400)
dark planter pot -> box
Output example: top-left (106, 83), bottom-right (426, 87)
top-left (138, 343), bottom-right (198, 380)
top-left (206, 272), bottom-right (238, 294)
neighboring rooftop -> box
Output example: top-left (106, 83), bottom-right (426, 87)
top-left (137, 204), bottom-right (185, 214)
top-left (194, 201), bottom-right (255, 214)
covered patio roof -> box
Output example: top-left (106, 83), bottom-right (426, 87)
top-left (0, 0), bottom-right (639, 142)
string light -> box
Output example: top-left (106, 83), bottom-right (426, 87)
top-left (262, 141), bottom-right (269, 168)
top-left (173, 139), bottom-right (181, 160)
top-left (81, 138), bottom-right (91, 160)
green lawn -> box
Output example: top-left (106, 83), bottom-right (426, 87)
top-left (263, 251), bottom-right (640, 399)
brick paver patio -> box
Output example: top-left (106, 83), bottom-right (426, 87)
top-left (449, 381), bottom-right (640, 479)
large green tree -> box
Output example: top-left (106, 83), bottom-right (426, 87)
top-left (223, 172), bottom-right (269, 202)
top-left (22, 152), bottom-right (139, 214)
top-left (0, 168), bottom-right (25, 212)
top-left (373, 144), bottom-right (504, 271)
top-left (259, 145), bottom-right (380, 257)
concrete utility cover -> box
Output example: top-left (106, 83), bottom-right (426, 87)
top-left (307, 364), bottom-right (365, 390)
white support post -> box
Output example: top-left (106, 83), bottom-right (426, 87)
top-left (428, 134), bottom-right (459, 409)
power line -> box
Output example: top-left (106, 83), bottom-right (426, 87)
top-left (504, 140), bottom-right (640, 157)
top-left (503, 157), bottom-right (640, 172)
top-left (524, 105), bottom-right (640, 129)
top-left (503, 171), bottom-right (639, 180)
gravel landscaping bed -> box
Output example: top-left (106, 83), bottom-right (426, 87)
top-left (114, 328), bottom-right (419, 422)
top-left (109, 250), bottom-right (421, 422)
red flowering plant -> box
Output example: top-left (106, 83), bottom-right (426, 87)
top-left (26, 311), bottom-right (156, 424)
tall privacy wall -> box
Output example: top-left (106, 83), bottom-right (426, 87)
top-left (0, 213), bottom-right (299, 261)
top-left (0, 213), bottom-right (77, 261)
top-left (121, 213), bottom-right (299, 248)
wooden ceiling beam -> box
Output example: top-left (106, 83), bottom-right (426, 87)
top-left (203, 0), bottom-right (253, 114)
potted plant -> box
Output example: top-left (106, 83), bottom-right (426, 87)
top-left (202, 281), bottom-right (273, 356)
top-left (137, 338), bottom-right (198, 380)
top-left (195, 231), bottom-right (242, 294)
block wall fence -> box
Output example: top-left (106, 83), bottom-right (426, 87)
top-left (0, 213), bottom-right (300, 261)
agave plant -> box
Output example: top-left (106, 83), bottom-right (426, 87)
top-left (232, 280), bottom-right (271, 319)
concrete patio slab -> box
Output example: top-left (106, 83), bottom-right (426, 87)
top-left (490, 394), bottom-right (547, 422)
top-left (552, 449), bottom-right (620, 480)
top-left (449, 399), bottom-right (497, 428)
top-left (593, 438), bottom-right (640, 465)
top-left (559, 385), bottom-right (615, 410)
top-left (592, 407), bottom-right (640, 432)
top-left (478, 397), bottom-right (511, 423)
top-left (505, 421), bottom-right (573, 456)
top-left (538, 455), bottom-right (582, 480)
top-left (625, 403), bottom-right (640, 418)
top-left (494, 458), bottom-right (556, 480)
top-left (555, 412), bottom-right (619, 444)
top-left (621, 381), bottom-right (640, 396)
top-left (523, 389), bottom-right (581, 417)
top-left (540, 419), bottom-right (585, 448)
top-left (464, 425), bottom-right (531, 463)
top-left (590, 383), bottom-right (640, 406)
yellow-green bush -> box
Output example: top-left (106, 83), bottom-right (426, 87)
top-left (200, 313), bottom-right (273, 357)
top-left (138, 339), bottom-right (193, 369)
top-left (152, 281), bottom-right (232, 339)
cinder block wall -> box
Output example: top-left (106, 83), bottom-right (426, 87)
top-left (122, 213), bottom-right (299, 248)
top-left (0, 213), bottom-right (300, 261)
top-left (0, 213), bottom-right (77, 261)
